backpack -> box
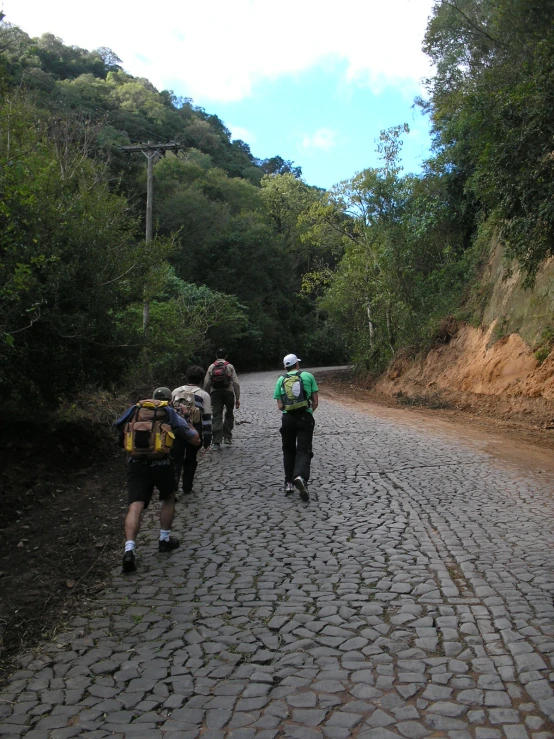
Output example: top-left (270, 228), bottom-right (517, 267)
top-left (280, 371), bottom-right (309, 412)
top-left (123, 400), bottom-right (175, 459)
top-left (210, 360), bottom-right (232, 389)
top-left (174, 390), bottom-right (202, 425)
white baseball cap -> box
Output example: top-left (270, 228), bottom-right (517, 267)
top-left (283, 353), bottom-right (301, 368)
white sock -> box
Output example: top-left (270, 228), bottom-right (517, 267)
top-left (125, 540), bottom-right (135, 552)
top-left (160, 529), bottom-right (170, 541)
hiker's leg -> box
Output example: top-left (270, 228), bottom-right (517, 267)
top-left (124, 501), bottom-right (145, 541)
top-left (125, 460), bottom-right (151, 541)
top-left (211, 391), bottom-right (224, 444)
top-left (280, 414), bottom-right (297, 484)
top-left (172, 438), bottom-right (186, 490)
top-left (160, 493), bottom-right (176, 530)
top-left (182, 441), bottom-right (200, 493)
top-left (156, 462), bottom-right (178, 530)
top-left (293, 412), bottom-right (315, 482)
top-left (222, 390), bottom-right (235, 439)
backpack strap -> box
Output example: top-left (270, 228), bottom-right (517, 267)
top-left (280, 371), bottom-right (305, 394)
top-left (282, 371), bottom-right (311, 408)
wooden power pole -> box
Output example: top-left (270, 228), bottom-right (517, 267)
top-left (120, 141), bottom-right (184, 338)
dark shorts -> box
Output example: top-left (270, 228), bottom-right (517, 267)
top-left (127, 458), bottom-right (176, 508)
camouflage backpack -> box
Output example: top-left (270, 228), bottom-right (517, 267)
top-left (174, 389), bottom-right (202, 426)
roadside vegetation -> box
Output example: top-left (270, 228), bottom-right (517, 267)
top-left (2, 0), bottom-right (554, 419)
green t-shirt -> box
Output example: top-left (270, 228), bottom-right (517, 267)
top-left (273, 371), bottom-right (318, 414)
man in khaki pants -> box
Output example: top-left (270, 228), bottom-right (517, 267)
top-left (204, 348), bottom-right (240, 450)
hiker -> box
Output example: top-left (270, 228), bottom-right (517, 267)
top-left (114, 387), bottom-right (200, 573)
top-left (172, 366), bottom-right (212, 494)
top-left (204, 348), bottom-right (240, 451)
top-left (273, 353), bottom-right (318, 502)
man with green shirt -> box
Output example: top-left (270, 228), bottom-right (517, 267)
top-left (273, 353), bottom-right (319, 502)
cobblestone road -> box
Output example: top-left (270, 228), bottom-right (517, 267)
top-left (2, 369), bottom-right (554, 739)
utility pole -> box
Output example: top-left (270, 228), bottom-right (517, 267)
top-left (120, 141), bottom-right (184, 338)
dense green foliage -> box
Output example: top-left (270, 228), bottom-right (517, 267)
top-left (296, 0), bottom-right (554, 370)
top-left (297, 125), bottom-right (477, 370)
top-left (423, 0), bottom-right (554, 283)
top-left (0, 16), bottom-right (346, 409)
top-left (2, 0), bottom-right (553, 409)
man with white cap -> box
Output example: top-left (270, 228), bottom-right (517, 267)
top-left (273, 353), bottom-right (319, 501)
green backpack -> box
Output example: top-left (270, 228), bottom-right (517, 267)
top-left (281, 371), bottom-right (309, 412)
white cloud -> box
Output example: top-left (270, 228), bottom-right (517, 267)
top-left (228, 125), bottom-right (256, 144)
top-left (5, 0), bottom-right (435, 102)
top-left (301, 128), bottom-right (337, 152)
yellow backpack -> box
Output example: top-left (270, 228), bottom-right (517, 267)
top-left (123, 400), bottom-right (175, 459)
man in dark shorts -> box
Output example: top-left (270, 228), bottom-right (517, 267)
top-left (114, 387), bottom-right (200, 573)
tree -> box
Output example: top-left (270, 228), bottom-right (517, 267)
top-left (0, 96), bottom-right (144, 405)
top-left (423, 0), bottom-right (554, 282)
top-left (258, 155), bottom-right (302, 178)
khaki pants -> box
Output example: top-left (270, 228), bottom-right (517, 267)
top-left (211, 389), bottom-right (235, 443)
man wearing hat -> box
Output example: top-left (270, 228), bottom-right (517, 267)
top-left (114, 387), bottom-right (200, 573)
top-left (273, 354), bottom-right (319, 501)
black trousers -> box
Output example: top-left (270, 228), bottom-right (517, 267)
top-left (181, 442), bottom-right (200, 493)
top-left (173, 424), bottom-right (202, 492)
top-left (280, 411), bottom-right (315, 483)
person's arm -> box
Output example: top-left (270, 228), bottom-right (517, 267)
top-left (273, 377), bottom-right (284, 412)
top-left (113, 405), bottom-right (137, 446)
top-left (230, 365), bottom-right (240, 407)
top-left (113, 405), bottom-right (136, 429)
top-left (304, 373), bottom-right (319, 411)
top-left (170, 409), bottom-right (201, 446)
top-left (203, 367), bottom-right (212, 393)
top-left (200, 391), bottom-right (212, 449)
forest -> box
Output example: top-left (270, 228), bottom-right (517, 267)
top-left (2, 0), bottom-right (554, 416)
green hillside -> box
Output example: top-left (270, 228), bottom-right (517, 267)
top-left (2, 0), bottom-right (554, 415)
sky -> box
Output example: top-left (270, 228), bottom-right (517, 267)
top-left (4, 0), bottom-right (436, 190)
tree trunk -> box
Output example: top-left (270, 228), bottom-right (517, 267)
top-left (366, 301), bottom-right (375, 350)
top-left (386, 304), bottom-right (394, 354)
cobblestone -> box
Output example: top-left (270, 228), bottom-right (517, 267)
top-left (1, 368), bottom-right (554, 737)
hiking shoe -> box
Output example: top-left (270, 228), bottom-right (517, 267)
top-left (294, 476), bottom-right (309, 502)
top-left (212, 443), bottom-right (221, 451)
top-left (284, 482), bottom-right (294, 494)
top-left (122, 550), bottom-right (136, 573)
top-left (182, 488), bottom-right (192, 495)
top-left (223, 437), bottom-right (232, 445)
top-left (159, 537), bottom-right (180, 552)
